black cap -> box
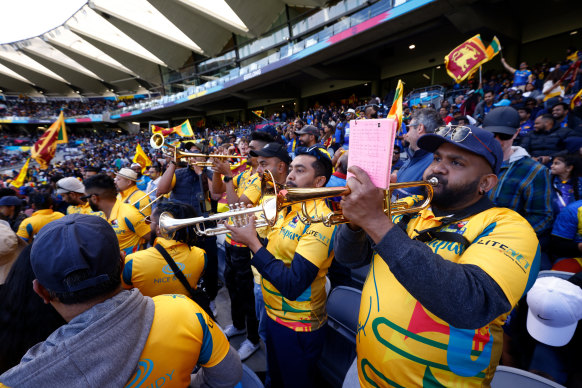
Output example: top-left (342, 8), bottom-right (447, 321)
top-left (295, 125), bottom-right (319, 138)
top-left (483, 106), bottom-right (520, 135)
top-left (250, 142), bottom-right (292, 164)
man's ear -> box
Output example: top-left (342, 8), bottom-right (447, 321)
top-left (314, 175), bottom-right (327, 188)
top-left (480, 173), bottom-right (499, 194)
top-left (33, 279), bottom-right (52, 304)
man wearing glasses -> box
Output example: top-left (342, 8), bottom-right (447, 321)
top-left (224, 146), bottom-right (336, 387)
top-left (483, 107), bottom-right (553, 255)
top-left (56, 177), bottom-right (103, 217)
top-left (84, 174), bottom-right (151, 255)
top-left (335, 126), bottom-right (539, 387)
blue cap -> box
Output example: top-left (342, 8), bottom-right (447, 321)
top-left (0, 196), bottom-right (22, 206)
top-left (418, 125), bottom-right (503, 174)
top-left (30, 214), bottom-right (120, 293)
top-left (258, 125), bottom-right (277, 138)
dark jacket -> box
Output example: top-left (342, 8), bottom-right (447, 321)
top-left (521, 124), bottom-right (569, 157)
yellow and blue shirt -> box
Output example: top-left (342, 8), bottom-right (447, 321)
top-left (66, 202), bottom-right (105, 218)
top-left (17, 209), bottom-right (64, 242)
top-left (551, 199), bottom-right (582, 243)
top-left (108, 199), bottom-right (150, 255)
top-left (122, 237), bottom-right (207, 297)
top-left (225, 169), bottom-right (261, 247)
top-left (118, 186), bottom-right (151, 217)
top-left (126, 294), bottom-right (230, 388)
top-left (356, 206), bottom-right (539, 387)
top-left (255, 200), bottom-right (336, 332)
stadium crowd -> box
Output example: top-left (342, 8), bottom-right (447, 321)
top-left (0, 97), bottom-right (138, 119)
top-left (0, 52), bottom-right (582, 388)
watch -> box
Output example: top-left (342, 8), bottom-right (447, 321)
top-left (223, 175), bottom-right (233, 183)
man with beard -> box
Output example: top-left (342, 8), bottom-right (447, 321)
top-left (56, 177), bottom-right (101, 216)
top-left (84, 174), bottom-right (150, 254)
top-left (225, 146), bottom-right (336, 387)
top-left (335, 126), bottom-right (540, 387)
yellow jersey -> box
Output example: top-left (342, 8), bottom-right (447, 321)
top-left (225, 170), bottom-right (261, 247)
top-left (17, 209), bottom-right (64, 242)
top-left (262, 200), bottom-right (336, 332)
top-left (126, 294), bottom-right (230, 388)
top-left (118, 186), bottom-right (151, 216)
top-left (357, 206), bottom-right (539, 387)
top-left (108, 199), bottom-right (150, 255)
top-left (66, 202), bottom-right (105, 218)
top-left (122, 238), bottom-right (207, 297)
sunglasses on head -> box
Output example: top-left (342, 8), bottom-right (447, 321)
top-left (296, 146), bottom-right (332, 164)
top-left (435, 125), bottom-right (497, 166)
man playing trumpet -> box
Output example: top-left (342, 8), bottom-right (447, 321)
top-left (335, 126), bottom-right (540, 387)
top-left (114, 167), bottom-right (152, 216)
top-left (225, 146), bottom-right (336, 388)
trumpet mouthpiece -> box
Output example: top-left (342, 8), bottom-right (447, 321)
top-left (428, 177), bottom-right (439, 186)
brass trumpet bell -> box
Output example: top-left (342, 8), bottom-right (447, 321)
top-left (150, 133), bottom-right (165, 149)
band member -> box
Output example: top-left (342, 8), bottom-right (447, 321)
top-left (122, 201), bottom-right (207, 298)
top-left (156, 141), bottom-right (219, 317)
top-left (84, 174), bottom-right (151, 254)
top-left (210, 131), bottom-right (272, 360)
top-left (114, 168), bottom-right (151, 216)
top-left (335, 126), bottom-right (540, 386)
top-left (225, 146), bottom-right (336, 387)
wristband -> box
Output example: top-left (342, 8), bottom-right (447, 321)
top-left (224, 176), bottom-right (233, 183)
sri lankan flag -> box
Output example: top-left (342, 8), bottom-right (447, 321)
top-left (571, 89), bottom-right (582, 110)
top-left (445, 35), bottom-right (501, 83)
top-left (11, 157), bottom-right (30, 188)
top-left (388, 79), bottom-right (403, 132)
top-left (133, 143), bottom-right (152, 174)
top-left (31, 111), bottom-right (65, 169)
top-left (151, 125), bottom-right (174, 137)
top-left (174, 120), bottom-right (194, 137)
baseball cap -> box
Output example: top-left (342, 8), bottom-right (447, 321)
top-left (115, 167), bottom-right (138, 181)
top-left (258, 125), bottom-right (277, 139)
top-left (296, 145), bottom-right (333, 180)
top-left (346, 108), bottom-right (356, 115)
top-left (418, 125), bottom-right (503, 174)
top-left (494, 99), bottom-right (511, 107)
top-left (56, 177), bottom-right (85, 194)
top-left (0, 222), bottom-right (22, 264)
top-left (250, 142), bottom-right (292, 164)
top-left (483, 107), bottom-right (520, 135)
top-left (526, 276), bottom-right (582, 347)
top-left (0, 196), bottom-right (22, 206)
top-left (30, 214), bottom-right (121, 293)
top-left (295, 125), bottom-right (320, 138)
top-left (130, 163), bottom-right (142, 169)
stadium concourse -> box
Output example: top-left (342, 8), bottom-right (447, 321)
top-left (2, 0), bottom-right (582, 387)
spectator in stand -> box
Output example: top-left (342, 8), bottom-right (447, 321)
top-left (286, 128), bottom-right (298, 158)
top-left (553, 102), bottom-right (582, 129)
top-left (550, 199), bottom-right (582, 272)
top-left (542, 69), bottom-right (565, 109)
top-left (132, 163), bottom-right (151, 192)
top-left (483, 107), bottom-right (553, 259)
top-left (295, 125), bottom-right (320, 148)
top-left (321, 123), bottom-right (335, 151)
top-left (393, 108), bottom-right (441, 198)
top-left (522, 82), bottom-right (542, 101)
top-left (16, 193), bottom-right (64, 243)
top-left (439, 106), bottom-right (453, 124)
top-left (521, 114), bottom-right (569, 164)
top-left (0, 196), bottom-right (26, 233)
top-left (391, 145), bottom-right (404, 172)
top-left (550, 154), bottom-right (582, 213)
top-left (517, 106), bottom-right (534, 138)
top-left (474, 90), bottom-right (496, 122)
top-left (501, 58), bottom-right (533, 91)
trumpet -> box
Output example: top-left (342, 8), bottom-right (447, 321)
top-left (159, 171), bottom-right (282, 238)
top-left (158, 171), bottom-right (438, 237)
top-left (288, 177), bottom-right (439, 227)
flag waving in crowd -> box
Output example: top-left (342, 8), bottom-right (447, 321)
top-left (445, 35), bottom-right (501, 83)
top-left (388, 79), bottom-right (404, 132)
top-left (10, 157), bottom-right (30, 188)
top-left (151, 120), bottom-right (194, 138)
top-left (31, 111), bottom-right (66, 169)
top-left (133, 143), bottom-right (152, 173)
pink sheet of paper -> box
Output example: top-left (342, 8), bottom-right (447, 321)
top-left (346, 118), bottom-right (397, 189)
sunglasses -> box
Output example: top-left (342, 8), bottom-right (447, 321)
top-left (144, 215), bottom-right (152, 225)
top-left (296, 145), bottom-right (332, 164)
top-left (435, 125), bottom-right (497, 166)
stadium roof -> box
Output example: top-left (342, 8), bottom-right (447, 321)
top-left (0, 0), bottom-right (327, 96)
